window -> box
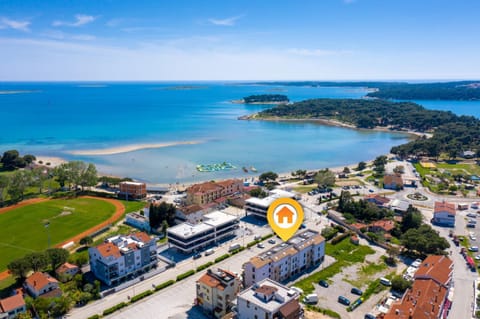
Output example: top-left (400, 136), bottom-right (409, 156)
top-left (247, 301), bottom-right (250, 308)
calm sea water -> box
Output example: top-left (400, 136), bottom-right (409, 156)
top-left (1, 82), bottom-right (478, 183)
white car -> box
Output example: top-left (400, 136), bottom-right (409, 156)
top-left (469, 246), bottom-right (479, 252)
top-left (471, 236), bottom-right (477, 241)
top-left (475, 255), bottom-right (480, 260)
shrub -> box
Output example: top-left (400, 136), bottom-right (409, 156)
top-left (176, 269), bottom-right (195, 281)
top-left (214, 254), bottom-right (230, 263)
top-left (331, 232), bottom-right (351, 245)
top-left (262, 233), bottom-right (274, 240)
top-left (196, 262), bottom-right (214, 272)
top-left (247, 240), bottom-right (260, 248)
top-left (230, 246), bottom-right (245, 255)
top-left (88, 315), bottom-right (101, 319)
top-left (130, 290), bottom-right (153, 303)
top-left (155, 280), bottom-right (175, 291)
top-left (102, 302), bottom-right (128, 316)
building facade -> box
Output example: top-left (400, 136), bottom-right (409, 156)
top-left (175, 204), bottom-right (207, 224)
top-left (167, 211), bottom-right (239, 254)
top-left (432, 201), bottom-right (456, 227)
top-left (88, 232), bottom-right (157, 286)
top-left (125, 212), bottom-right (151, 232)
top-left (119, 181), bottom-right (147, 199)
top-left (186, 179), bottom-right (243, 206)
top-left (196, 268), bottom-right (241, 318)
top-left (245, 189), bottom-right (296, 219)
top-left (383, 174), bottom-right (404, 190)
top-left (24, 272), bottom-right (62, 298)
top-left (235, 278), bottom-right (302, 319)
top-left (243, 230), bottom-right (325, 287)
top-left (0, 294), bottom-right (26, 319)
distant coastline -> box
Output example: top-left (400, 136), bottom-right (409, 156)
top-left (67, 140), bottom-right (203, 156)
top-left (0, 90), bottom-right (40, 95)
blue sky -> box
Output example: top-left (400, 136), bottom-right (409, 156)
top-left (0, 0), bottom-right (479, 81)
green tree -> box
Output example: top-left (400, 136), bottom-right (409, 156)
top-left (1, 150), bottom-right (21, 170)
top-left (295, 169), bottom-right (307, 177)
top-left (401, 224), bottom-right (450, 255)
top-left (400, 206), bottom-right (422, 233)
top-left (80, 236), bottom-right (93, 246)
top-left (249, 188), bottom-right (268, 198)
top-left (373, 155), bottom-right (388, 167)
top-left (314, 169), bottom-right (335, 187)
top-left (32, 166), bottom-right (48, 194)
top-left (80, 163), bottom-right (98, 190)
top-left (161, 220), bottom-right (169, 237)
top-left (343, 167), bottom-right (350, 174)
top-left (23, 154), bottom-right (36, 164)
top-left (46, 248), bottom-right (69, 270)
top-left (7, 170), bottom-right (32, 202)
top-left (0, 175), bottom-right (9, 206)
top-left (356, 161), bottom-right (367, 171)
top-left (54, 163), bottom-right (70, 188)
top-left (7, 258), bottom-right (31, 279)
top-left (24, 252), bottom-right (49, 272)
top-left (259, 171), bottom-right (278, 182)
top-left (391, 275), bottom-right (412, 293)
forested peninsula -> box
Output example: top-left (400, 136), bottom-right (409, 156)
top-left (243, 98), bottom-right (480, 158)
top-left (233, 94), bottom-right (289, 104)
top-left (254, 81), bottom-right (480, 101)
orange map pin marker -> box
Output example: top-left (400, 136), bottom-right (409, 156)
top-left (267, 197), bottom-right (304, 241)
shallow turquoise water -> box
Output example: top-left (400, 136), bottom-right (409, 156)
top-left (2, 82), bottom-right (474, 183)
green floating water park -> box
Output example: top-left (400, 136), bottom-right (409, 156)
top-left (196, 162), bottom-right (236, 172)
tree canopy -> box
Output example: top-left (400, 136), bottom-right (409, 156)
top-left (314, 169), bottom-right (335, 187)
top-left (259, 171), bottom-right (278, 182)
top-left (243, 94), bottom-right (289, 103)
top-left (401, 224), bottom-right (450, 255)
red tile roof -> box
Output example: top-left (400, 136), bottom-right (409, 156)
top-left (434, 201), bottom-right (456, 215)
top-left (0, 294), bottom-right (25, 312)
top-left (56, 262), bottom-right (79, 274)
top-left (384, 174), bottom-right (403, 186)
top-left (25, 272), bottom-right (58, 291)
top-left (414, 255), bottom-right (453, 286)
top-left (133, 232), bottom-right (151, 243)
top-left (351, 222), bottom-right (367, 230)
top-left (385, 278), bottom-right (448, 319)
top-left (96, 242), bottom-right (121, 259)
top-left (365, 194), bottom-right (391, 205)
top-left (178, 204), bottom-right (203, 215)
top-left (370, 220), bottom-right (396, 232)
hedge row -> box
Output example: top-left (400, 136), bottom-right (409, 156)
top-left (130, 289), bottom-right (154, 303)
top-left (176, 269), bottom-right (195, 281)
top-left (88, 315), bottom-right (101, 319)
top-left (197, 261), bottom-right (214, 272)
top-left (215, 253), bottom-right (231, 263)
top-left (262, 233), bottom-right (274, 240)
top-left (331, 231), bottom-right (352, 245)
top-left (247, 240), bottom-right (260, 248)
top-left (103, 302), bottom-right (128, 316)
top-left (155, 279), bottom-right (175, 291)
top-left (230, 246), bottom-right (246, 255)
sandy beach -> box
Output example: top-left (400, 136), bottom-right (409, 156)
top-left (67, 141), bottom-right (203, 156)
top-left (34, 156), bottom-right (67, 167)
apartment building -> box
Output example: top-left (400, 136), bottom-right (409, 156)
top-left (119, 181), bottom-right (147, 199)
top-left (243, 229), bottom-right (325, 287)
top-left (245, 189), bottom-right (296, 219)
top-left (432, 201), bottom-right (456, 227)
top-left (196, 268), bottom-right (241, 318)
top-left (88, 232), bottom-right (157, 286)
top-left (167, 211), bottom-right (239, 254)
top-left (186, 179), bottom-right (243, 205)
top-left (235, 278), bottom-right (302, 319)
top-left (385, 255), bottom-right (453, 319)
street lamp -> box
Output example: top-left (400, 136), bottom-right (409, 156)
top-left (44, 222), bottom-right (51, 248)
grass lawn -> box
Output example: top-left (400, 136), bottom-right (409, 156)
top-left (436, 163), bottom-right (480, 175)
top-left (119, 200), bottom-right (146, 215)
top-left (0, 198), bottom-right (116, 271)
top-left (344, 261), bottom-right (388, 287)
top-left (294, 238), bottom-right (375, 294)
top-left (292, 185), bottom-right (317, 193)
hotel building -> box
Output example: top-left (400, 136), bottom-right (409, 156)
top-left (245, 189), bottom-right (296, 219)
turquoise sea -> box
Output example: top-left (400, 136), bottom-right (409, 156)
top-left (1, 82), bottom-right (479, 183)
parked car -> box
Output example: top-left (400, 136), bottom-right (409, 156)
top-left (268, 239), bottom-right (276, 244)
top-left (290, 286), bottom-right (304, 295)
top-left (193, 253), bottom-right (202, 259)
top-left (467, 223), bottom-right (476, 228)
top-left (351, 287), bottom-right (363, 296)
top-left (257, 243), bottom-right (265, 248)
top-left (318, 280), bottom-right (329, 288)
top-left (303, 293), bottom-right (319, 304)
top-left (380, 277), bottom-right (392, 286)
top-left (205, 248), bottom-right (215, 256)
top-left (469, 246), bottom-right (479, 252)
top-left (475, 255), bottom-right (480, 261)
top-left (467, 213), bottom-right (477, 218)
top-left (338, 295), bottom-right (350, 306)
top-left (365, 314), bottom-right (376, 319)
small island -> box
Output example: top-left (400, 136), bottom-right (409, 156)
top-left (241, 98), bottom-right (480, 158)
top-left (232, 94), bottom-right (289, 104)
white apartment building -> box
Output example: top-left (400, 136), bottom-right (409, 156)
top-left (125, 212), bottom-right (151, 232)
top-left (88, 232), bottom-right (157, 286)
top-left (243, 229), bottom-right (325, 287)
top-left (167, 211), bottom-right (239, 254)
top-left (196, 268), bottom-right (241, 318)
top-left (235, 278), bottom-right (302, 319)
top-left (245, 189), bottom-right (296, 219)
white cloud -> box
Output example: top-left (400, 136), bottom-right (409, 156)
top-left (53, 14), bottom-right (96, 27)
top-left (71, 34), bottom-right (96, 41)
top-left (208, 15), bottom-right (243, 26)
top-left (41, 30), bottom-right (95, 41)
top-left (288, 48), bottom-right (350, 57)
top-left (0, 17), bottom-right (30, 32)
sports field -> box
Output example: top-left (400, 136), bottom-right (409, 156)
top-left (0, 197), bottom-right (116, 271)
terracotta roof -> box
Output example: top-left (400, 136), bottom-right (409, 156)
top-left (249, 256), bottom-right (270, 269)
top-left (25, 272), bottom-right (58, 291)
top-left (385, 278), bottom-right (447, 319)
top-left (255, 285), bottom-right (278, 296)
top-left (434, 201), bottom-right (456, 215)
top-left (56, 262), bottom-right (79, 274)
top-left (279, 299), bottom-right (301, 318)
top-left (216, 179), bottom-right (241, 188)
top-left (188, 181), bottom-right (223, 194)
top-left (179, 204), bottom-right (203, 215)
top-left (96, 242), bottom-right (121, 259)
top-left (198, 272), bottom-right (224, 290)
top-left (133, 232), bottom-right (151, 243)
top-left (370, 220), bottom-right (396, 232)
top-left (414, 255), bottom-right (453, 286)
top-left (384, 174), bottom-right (403, 186)
top-left (0, 294), bottom-right (25, 312)
top-left (39, 288), bottom-right (63, 299)
top-left (365, 194), bottom-right (391, 205)
top-left (351, 222), bottom-right (367, 230)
